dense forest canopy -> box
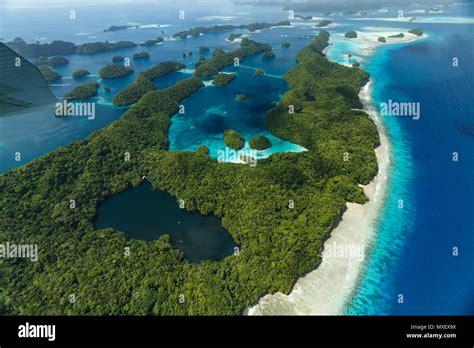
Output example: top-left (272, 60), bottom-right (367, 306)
top-left (0, 31), bottom-right (379, 315)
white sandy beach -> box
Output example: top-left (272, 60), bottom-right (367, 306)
top-left (245, 80), bottom-right (391, 315)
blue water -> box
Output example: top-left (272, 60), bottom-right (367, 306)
top-left (346, 13), bottom-right (474, 314)
top-left (1, 0), bottom-right (473, 314)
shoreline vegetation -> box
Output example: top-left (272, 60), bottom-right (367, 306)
top-left (63, 82), bottom-right (100, 100)
top-left (113, 61), bottom-right (185, 106)
top-left (194, 38), bottom-right (271, 78)
top-left (0, 31), bottom-right (380, 315)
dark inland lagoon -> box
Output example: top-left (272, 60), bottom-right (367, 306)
top-left (94, 180), bottom-right (237, 263)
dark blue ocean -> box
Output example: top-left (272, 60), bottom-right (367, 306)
top-left (0, 0), bottom-right (472, 315)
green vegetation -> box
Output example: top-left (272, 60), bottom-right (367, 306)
top-left (195, 38), bottom-right (271, 78)
top-left (227, 33), bottom-right (242, 42)
top-left (213, 48), bottom-right (225, 57)
top-left (113, 61), bottom-right (185, 106)
top-left (345, 31), bottom-right (358, 39)
top-left (133, 51), bottom-right (150, 60)
top-left (294, 14), bottom-right (313, 20)
top-left (72, 69), bottom-right (90, 79)
top-left (64, 82), bottom-right (100, 100)
top-left (249, 135), bottom-right (271, 150)
top-left (408, 28), bottom-right (423, 36)
top-left (138, 61), bottom-right (185, 81)
top-left (49, 56), bottom-right (69, 67)
top-left (389, 33), bottom-right (404, 38)
top-left (173, 22), bottom-right (290, 40)
top-left (99, 64), bottom-right (133, 79)
top-left (113, 75), bottom-right (155, 106)
top-left (281, 42), bottom-right (291, 48)
top-left (235, 94), bottom-right (247, 102)
top-left (262, 51), bottom-right (276, 60)
top-left (212, 73), bottom-right (237, 87)
top-left (378, 37), bottom-right (386, 43)
top-left (315, 20), bottom-right (333, 27)
top-left (112, 55), bottom-right (124, 63)
top-left (0, 32), bottom-right (379, 316)
top-left (224, 129), bottom-right (245, 150)
top-left (6, 38), bottom-right (76, 57)
top-left (104, 25), bottom-right (135, 32)
top-left (38, 66), bottom-right (62, 83)
top-left (141, 37), bottom-right (164, 46)
top-left (76, 41), bottom-right (137, 54)
top-left (199, 46), bottom-right (210, 53)
top-left (254, 68), bottom-right (264, 77)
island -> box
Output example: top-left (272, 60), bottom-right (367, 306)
top-left (48, 56), bottom-right (69, 67)
top-left (76, 41), bottom-right (137, 54)
top-left (72, 69), bottom-right (90, 78)
top-left (235, 94), bottom-right (247, 102)
top-left (262, 51), bottom-right (276, 60)
top-left (294, 14), bottom-right (313, 20)
top-left (63, 82), bottom-right (100, 100)
top-left (227, 33), bottom-right (242, 42)
top-left (6, 38), bottom-right (76, 57)
top-left (1, 31), bottom-right (380, 316)
top-left (112, 55), bottom-right (124, 63)
top-left (212, 73), bottom-right (237, 87)
top-left (378, 37), bottom-right (386, 43)
top-left (281, 42), bottom-right (291, 48)
top-left (213, 48), bottom-right (225, 57)
top-left (113, 75), bottom-right (155, 106)
top-left (140, 37), bottom-right (164, 46)
top-left (133, 51), bottom-right (150, 60)
top-left (253, 68), bottom-right (264, 77)
top-left (345, 30), bottom-right (358, 39)
top-left (389, 33), bottom-right (405, 38)
top-left (199, 46), bottom-right (210, 53)
top-left (408, 28), bottom-right (424, 36)
top-left (173, 21), bottom-right (291, 40)
top-left (39, 66), bottom-right (62, 83)
top-left (113, 61), bottom-right (185, 106)
top-left (194, 38), bottom-right (271, 78)
top-left (224, 129), bottom-right (245, 150)
top-left (315, 20), bottom-right (333, 27)
top-left (249, 135), bottom-right (272, 150)
top-left (99, 64), bottom-right (133, 79)
top-left (104, 25), bottom-right (137, 32)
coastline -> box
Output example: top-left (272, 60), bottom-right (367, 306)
top-left (245, 80), bottom-right (391, 315)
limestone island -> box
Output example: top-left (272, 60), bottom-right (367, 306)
top-left (262, 51), bottom-right (276, 60)
top-left (99, 64), bottom-right (133, 79)
top-left (64, 82), bottom-right (99, 100)
top-left (140, 37), bottom-right (164, 46)
top-left (249, 135), bottom-right (272, 150)
top-left (408, 28), bottom-right (423, 36)
top-left (133, 51), bottom-right (150, 60)
top-left (72, 69), bottom-right (90, 78)
top-left (224, 129), bottom-right (245, 150)
top-left (315, 20), bottom-right (333, 28)
top-left (113, 61), bottom-right (185, 106)
top-left (254, 68), bottom-right (264, 77)
top-left (389, 33), bottom-right (404, 38)
top-left (235, 94), bottom-right (247, 102)
top-left (378, 37), bottom-right (386, 43)
top-left (76, 41), bottom-right (137, 54)
top-left (345, 31), bottom-right (358, 39)
top-left (199, 46), bottom-right (210, 53)
top-left (227, 33), bottom-right (242, 42)
top-left (49, 56), bottom-right (69, 67)
top-left (281, 42), bottom-right (291, 48)
top-left (212, 73), bottom-right (237, 87)
top-left (39, 66), bottom-right (62, 83)
top-left (213, 48), bottom-right (225, 57)
top-left (112, 55), bottom-right (124, 63)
